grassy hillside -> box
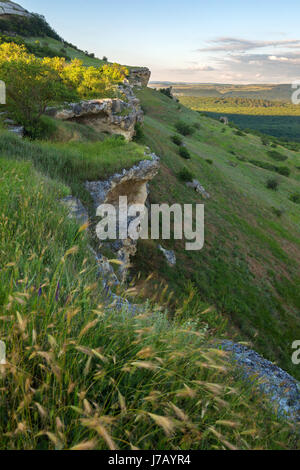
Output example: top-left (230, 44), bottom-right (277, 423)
top-left (134, 87), bottom-right (300, 379)
top-left (0, 125), bottom-right (147, 203)
top-left (25, 36), bottom-right (106, 66)
top-left (1, 135), bottom-right (296, 449)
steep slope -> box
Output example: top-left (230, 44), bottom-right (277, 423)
top-left (134, 87), bottom-right (300, 379)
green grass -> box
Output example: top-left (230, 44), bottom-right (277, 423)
top-left (0, 156), bottom-right (297, 450)
top-left (25, 36), bottom-right (107, 67)
top-left (179, 96), bottom-right (300, 116)
top-left (177, 95), bottom-right (300, 142)
top-left (134, 87), bottom-right (300, 379)
top-left (0, 130), bottom-right (147, 203)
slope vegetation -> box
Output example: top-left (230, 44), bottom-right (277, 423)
top-left (134, 87), bottom-right (300, 379)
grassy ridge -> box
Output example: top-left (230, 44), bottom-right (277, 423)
top-left (0, 156), bottom-right (295, 450)
top-left (135, 88), bottom-right (300, 378)
top-left (25, 36), bottom-right (106, 67)
top-left (0, 129), bottom-right (147, 203)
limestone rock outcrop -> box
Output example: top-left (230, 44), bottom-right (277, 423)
top-left (0, 1), bottom-right (31, 17)
top-left (47, 92), bottom-right (143, 141)
top-left (61, 196), bottom-right (89, 226)
top-left (222, 341), bottom-right (300, 422)
top-left (158, 245), bottom-right (176, 267)
top-left (86, 153), bottom-right (160, 280)
top-left (128, 67), bottom-right (151, 87)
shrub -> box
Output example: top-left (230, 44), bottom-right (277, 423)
top-left (0, 42), bottom-right (129, 134)
top-left (250, 159), bottom-right (290, 177)
top-left (133, 122), bottom-right (144, 141)
top-left (205, 159), bottom-right (213, 165)
top-left (250, 160), bottom-right (276, 172)
top-left (268, 151), bottom-right (288, 162)
top-left (178, 167), bottom-right (194, 182)
top-left (159, 87), bottom-right (173, 99)
top-left (171, 134), bottom-right (183, 146)
top-left (271, 207), bottom-right (284, 217)
top-left (266, 178), bottom-right (279, 191)
top-left (289, 193), bottom-right (300, 204)
top-left (235, 130), bottom-right (245, 136)
top-left (175, 121), bottom-right (195, 136)
top-left (275, 166), bottom-right (290, 177)
top-left (261, 136), bottom-right (270, 146)
top-left (179, 147), bottom-right (191, 159)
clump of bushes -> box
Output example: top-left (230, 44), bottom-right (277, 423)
top-left (268, 150), bottom-right (288, 162)
top-left (171, 134), bottom-right (183, 146)
top-left (261, 136), bottom-right (270, 146)
top-left (271, 207), bottom-right (284, 217)
top-left (178, 167), bottom-right (194, 182)
top-left (276, 166), bottom-right (290, 177)
top-left (266, 178), bottom-right (279, 191)
top-left (289, 193), bottom-right (300, 204)
top-left (175, 121), bottom-right (195, 136)
top-left (235, 130), bottom-right (246, 137)
top-left (179, 147), bottom-right (191, 160)
top-left (205, 159), bottom-right (213, 165)
top-left (134, 122), bottom-right (144, 141)
top-left (0, 42), bottom-right (128, 137)
top-left (250, 159), bottom-right (290, 177)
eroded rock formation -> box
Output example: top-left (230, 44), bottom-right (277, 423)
top-left (47, 94), bottom-right (143, 141)
top-left (128, 67), bottom-right (151, 87)
top-left (86, 153), bottom-right (160, 279)
top-left (222, 341), bottom-right (300, 422)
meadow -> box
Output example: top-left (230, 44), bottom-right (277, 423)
top-left (134, 87), bottom-right (300, 380)
top-left (1, 151), bottom-right (294, 450)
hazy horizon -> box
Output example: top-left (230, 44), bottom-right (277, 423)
top-left (19, 0), bottom-right (300, 85)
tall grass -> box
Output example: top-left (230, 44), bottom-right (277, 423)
top-left (0, 130), bottom-right (147, 203)
top-left (0, 158), bottom-right (297, 450)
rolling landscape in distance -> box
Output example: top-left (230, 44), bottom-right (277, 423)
top-left (150, 83), bottom-right (300, 141)
top-left (0, 0), bottom-right (300, 454)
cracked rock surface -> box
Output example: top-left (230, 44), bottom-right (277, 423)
top-left (222, 340), bottom-right (300, 422)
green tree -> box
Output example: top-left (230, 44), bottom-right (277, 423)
top-left (0, 43), bottom-right (70, 134)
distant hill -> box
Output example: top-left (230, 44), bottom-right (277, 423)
top-left (150, 83), bottom-right (294, 101)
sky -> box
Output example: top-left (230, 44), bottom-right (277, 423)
top-left (19, 0), bottom-right (300, 84)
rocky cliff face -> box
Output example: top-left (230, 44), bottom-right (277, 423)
top-left (86, 153), bottom-right (160, 280)
top-left (0, 1), bottom-right (31, 17)
top-left (128, 68), bottom-right (151, 87)
top-left (47, 85), bottom-right (144, 141)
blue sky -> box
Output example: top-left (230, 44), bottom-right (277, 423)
top-left (20, 0), bottom-right (300, 83)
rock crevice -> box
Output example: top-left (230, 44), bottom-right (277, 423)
top-left (47, 91), bottom-right (143, 141)
top-left (86, 153), bottom-right (160, 279)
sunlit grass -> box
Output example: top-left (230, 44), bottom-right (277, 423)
top-left (0, 158), bottom-right (297, 450)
